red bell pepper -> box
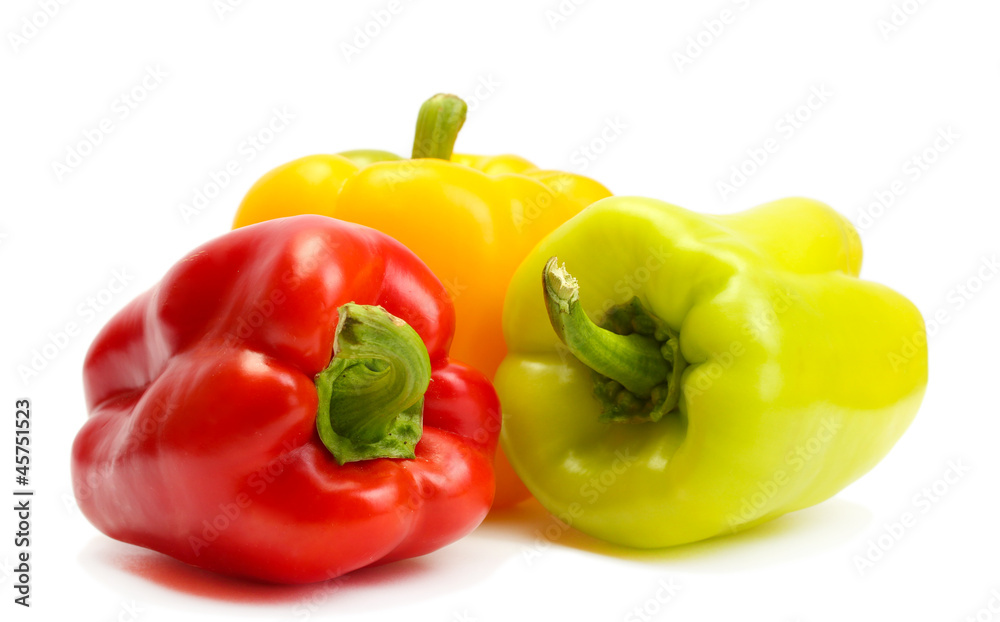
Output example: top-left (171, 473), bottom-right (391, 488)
top-left (71, 215), bottom-right (500, 584)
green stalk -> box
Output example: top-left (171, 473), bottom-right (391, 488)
top-left (411, 94), bottom-right (467, 160)
top-left (543, 258), bottom-right (687, 423)
top-left (314, 303), bottom-right (431, 465)
top-left (543, 258), bottom-right (670, 398)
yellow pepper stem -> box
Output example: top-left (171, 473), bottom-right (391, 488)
top-left (411, 94), bottom-right (467, 160)
top-left (543, 257), bottom-right (686, 423)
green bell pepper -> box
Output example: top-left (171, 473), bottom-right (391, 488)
top-left (495, 196), bottom-right (927, 547)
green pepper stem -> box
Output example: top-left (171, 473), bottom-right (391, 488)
top-left (543, 258), bottom-right (672, 399)
top-left (314, 303), bottom-right (431, 465)
top-left (411, 94), bottom-right (467, 160)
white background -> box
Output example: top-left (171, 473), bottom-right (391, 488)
top-left (2, 0), bottom-right (999, 620)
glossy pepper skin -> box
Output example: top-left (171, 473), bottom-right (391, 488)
top-left (72, 215), bottom-right (500, 584)
top-left (232, 95), bottom-right (611, 507)
top-left (496, 196), bottom-right (927, 547)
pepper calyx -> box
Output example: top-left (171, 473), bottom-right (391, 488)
top-left (314, 303), bottom-right (432, 464)
top-left (542, 257), bottom-right (687, 424)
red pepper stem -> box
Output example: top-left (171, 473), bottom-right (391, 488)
top-left (411, 94), bottom-right (467, 160)
top-left (314, 304), bottom-right (431, 465)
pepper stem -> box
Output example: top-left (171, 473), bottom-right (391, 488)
top-left (543, 258), bottom-right (686, 423)
top-left (314, 303), bottom-right (431, 465)
top-left (411, 94), bottom-right (467, 160)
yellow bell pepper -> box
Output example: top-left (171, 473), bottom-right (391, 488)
top-left (496, 196), bottom-right (927, 546)
top-left (232, 94), bottom-right (611, 507)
